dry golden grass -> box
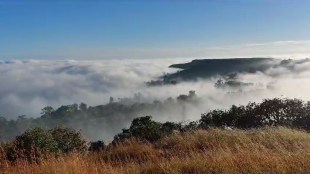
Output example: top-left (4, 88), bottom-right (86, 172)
top-left (1, 127), bottom-right (310, 174)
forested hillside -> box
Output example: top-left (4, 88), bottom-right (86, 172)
top-left (2, 97), bottom-right (310, 173)
top-left (147, 58), bottom-right (310, 85)
top-left (0, 91), bottom-right (199, 142)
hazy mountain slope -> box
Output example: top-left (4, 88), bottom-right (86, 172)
top-left (149, 58), bottom-right (310, 85)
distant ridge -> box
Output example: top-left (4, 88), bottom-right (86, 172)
top-left (147, 58), bottom-right (309, 86)
top-left (165, 58), bottom-right (276, 82)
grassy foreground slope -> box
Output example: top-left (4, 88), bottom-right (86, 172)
top-left (1, 127), bottom-right (310, 174)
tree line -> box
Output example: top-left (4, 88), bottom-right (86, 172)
top-left (2, 97), bottom-right (310, 163)
top-left (0, 91), bottom-right (198, 141)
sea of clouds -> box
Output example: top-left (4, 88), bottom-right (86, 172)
top-left (1, 58), bottom-right (310, 122)
top-left (0, 58), bottom-right (189, 118)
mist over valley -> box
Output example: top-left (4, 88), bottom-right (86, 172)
top-left (1, 57), bottom-right (310, 141)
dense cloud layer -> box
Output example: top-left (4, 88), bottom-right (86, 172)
top-left (2, 58), bottom-right (310, 141)
top-left (0, 59), bottom-right (188, 118)
top-left (1, 58), bottom-right (310, 121)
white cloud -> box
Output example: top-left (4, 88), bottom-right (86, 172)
top-left (42, 40), bottom-right (310, 60)
top-left (4, 40), bottom-right (310, 60)
top-left (1, 58), bottom-right (310, 141)
top-left (0, 58), bottom-right (191, 117)
top-left (201, 40), bottom-right (310, 59)
top-left (0, 57), bottom-right (310, 119)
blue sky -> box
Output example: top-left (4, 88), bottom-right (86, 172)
top-left (1, 0), bottom-right (310, 60)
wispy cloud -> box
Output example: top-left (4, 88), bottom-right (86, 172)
top-left (202, 40), bottom-right (310, 59)
top-left (47, 40), bottom-right (310, 60)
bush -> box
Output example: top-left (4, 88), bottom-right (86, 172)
top-left (114, 116), bottom-right (162, 142)
top-left (11, 127), bottom-right (57, 162)
top-left (5, 127), bottom-right (87, 162)
top-left (89, 141), bottom-right (106, 151)
top-left (49, 126), bottom-right (87, 154)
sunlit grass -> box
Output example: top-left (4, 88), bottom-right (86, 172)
top-left (2, 127), bottom-right (310, 174)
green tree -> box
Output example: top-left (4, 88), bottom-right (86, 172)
top-left (12, 127), bottom-right (57, 162)
top-left (49, 126), bottom-right (87, 154)
top-left (114, 116), bottom-right (162, 142)
top-left (41, 106), bottom-right (55, 117)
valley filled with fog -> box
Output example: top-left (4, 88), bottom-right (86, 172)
top-left (0, 58), bottom-right (187, 118)
top-left (1, 58), bottom-right (310, 141)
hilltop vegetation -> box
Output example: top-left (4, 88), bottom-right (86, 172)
top-left (1, 128), bottom-right (310, 174)
top-left (1, 97), bottom-right (310, 173)
top-left (0, 91), bottom-right (199, 142)
top-left (2, 96), bottom-right (310, 142)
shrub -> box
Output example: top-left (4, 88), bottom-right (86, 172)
top-left (11, 127), bottom-right (57, 162)
top-left (114, 117), bottom-right (199, 143)
top-left (5, 127), bottom-right (87, 162)
top-left (49, 126), bottom-right (87, 154)
top-left (114, 116), bottom-right (162, 142)
top-left (89, 141), bottom-right (106, 151)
